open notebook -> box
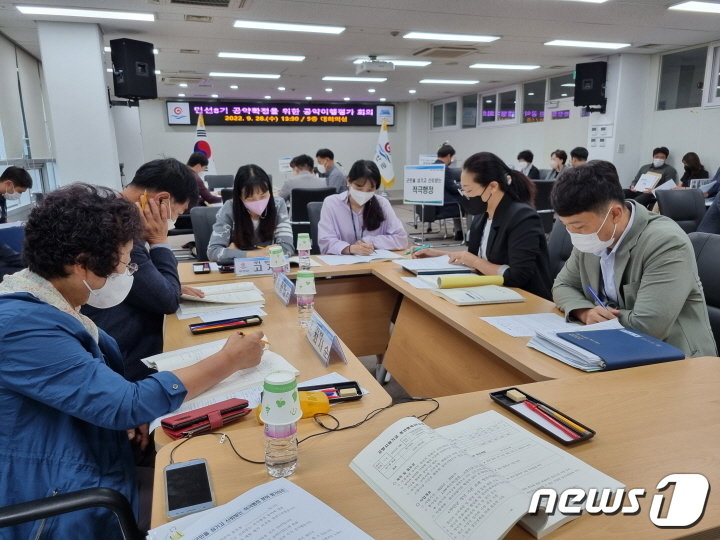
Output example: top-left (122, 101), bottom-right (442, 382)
top-left (351, 411), bottom-right (622, 539)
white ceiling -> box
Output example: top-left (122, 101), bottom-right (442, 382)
top-left (1, 0), bottom-right (719, 102)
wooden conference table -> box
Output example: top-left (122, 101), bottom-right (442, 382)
top-left (152, 356), bottom-right (720, 538)
top-left (176, 257), bottom-right (581, 397)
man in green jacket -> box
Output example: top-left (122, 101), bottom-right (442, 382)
top-left (551, 160), bottom-right (716, 358)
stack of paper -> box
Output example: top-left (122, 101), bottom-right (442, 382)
top-left (178, 282), bottom-right (265, 319)
top-left (317, 249), bottom-right (402, 266)
top-left (394, 255), bottom-right (472, 275)
top-left (147, 479), bottom-right (372, 539)
top-left (432, 285), bottom-right (524, 306)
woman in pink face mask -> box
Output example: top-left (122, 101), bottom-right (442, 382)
top-left (206, 164), bottom-right (294, 262)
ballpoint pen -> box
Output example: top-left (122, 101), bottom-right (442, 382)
top-left (586, 285), bottom-right (610, 311)
top-left (404, 244), bottom-right (431, 255)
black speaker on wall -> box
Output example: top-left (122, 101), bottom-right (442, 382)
top-left (574, 61), bottom-right (607, 107)
top-left (110, 38), bottom-right (157, 100)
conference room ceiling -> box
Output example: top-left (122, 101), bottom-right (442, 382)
top-left (1, 0), bottom-right (719, 102)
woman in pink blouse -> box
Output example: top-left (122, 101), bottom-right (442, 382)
top-left (318, 160), bottom-right (408, 254)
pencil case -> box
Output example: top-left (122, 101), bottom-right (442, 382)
top-left (161, 398), bottom-right (251, 439)
top-left (490, 387), bottom-right (595, 445)
top-left (189, 315), bottom-right (263, 335)
top-left (297, 381), bottom-right (363, 403)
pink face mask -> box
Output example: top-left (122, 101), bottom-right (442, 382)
top-left (243, 197), bottom-right (270, 216)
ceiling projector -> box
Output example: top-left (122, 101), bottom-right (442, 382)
top-left (355, 60), bottom-right (395, 74)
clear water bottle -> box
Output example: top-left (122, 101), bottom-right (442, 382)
top-left (297, 233), bottom-right (312, 271)
top-left (268, 244), bottom-right (285, 283)
top-left (264, 423), bottom-right (298, 478)
top-left (297, 294), bottom-right (315, 327)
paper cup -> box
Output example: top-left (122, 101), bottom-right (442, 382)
top-left (259, 371), bottom-right (302, 425)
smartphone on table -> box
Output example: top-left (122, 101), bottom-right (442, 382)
top-left (193, 263), bottom-right (211, 274)
top-left (164, 458), bottom-right (215, 519)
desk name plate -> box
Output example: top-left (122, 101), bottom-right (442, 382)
top-left (306, 312), bottom-right (348, 367)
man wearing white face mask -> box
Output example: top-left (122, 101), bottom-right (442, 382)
top-left (0, 167), bottom-right (32, 281)
top-left (551, 161), bottom-right (716, 358)
top-left (626, 146), bottom-right (678, 208)
top-left (83, 158), bottom-right (201, 381)
top-left (316, 148), bottom-right (347, 194)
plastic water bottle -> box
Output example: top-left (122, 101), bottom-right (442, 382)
top-left (264, 423), bottom-right (298, 477)
top-left (297, 294), bottom-right (315, 327)
top-left (297, 233), bottom-right (312, 271)
top-left (296, 271), bottom-right (316, 327)
top-left (268, 245), bottom-right (285, 283)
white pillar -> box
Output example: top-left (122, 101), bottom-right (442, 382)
top-left (586, 54), bottom-right (653, 185)
top-left (37, 21), bottom-right (121, 189)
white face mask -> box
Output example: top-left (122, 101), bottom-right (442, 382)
top-left (349, 187), bottom-right (375, 206)
top-left (652, 158), bottom-right (665, 168)
top-left (568, 208), bottom-right (617, 254)
top-left (517, 161), bottom-right (529, 171)
top-left (83, 271), bottom-right (134, 309)
top-left (166, 201), bottom-right (178, 230)
top-left (316, 163), bottom-right (326, 174)
top-left (4, 190), bottom-right (21, 201)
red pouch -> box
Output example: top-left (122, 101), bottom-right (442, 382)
top-left (161, 398), bottom-right (250, 440)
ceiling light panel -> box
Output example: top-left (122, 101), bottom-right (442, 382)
top-left (16, 5), bottom-right (155, 21)
top-left (352, 59), bottom-right (431, 67)
top-left (209, 72), bottom-right (281, 79)
top-left (419, 79), bottom-right (479, 84)
top-left (233, 19), bottom-right (345, 34)
top-left (403, 31), bottom-right (499, 43)
top-left (545, 39), bottom-right (630, 49)
top-left (669, 1), bottom-right (720, 13)
top-left (322, 76), bottom-right (387, 82)
top-left (218, 52), bottom-right (305, 61)
top-left (470, 63), bottom-right (540, 70)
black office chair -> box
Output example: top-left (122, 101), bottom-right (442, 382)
top-left (190, 205), bottom-right (221, 261)
top-left (220, 188), bottom-right (233, 203)
top-left (169, 213), bottom-right (193, 236)
top-left (655, 189), bottom-right (706, 233)
top-left (307, 201), bottom-right (323, 254)
top-left (204, 175), bottom-right (234, 190)
top-left (547, 218), bottom-right (573, 280)
top-left (413, 201), bottom-right (465, 244)
top-left (688, 232), bottom-right (720, 348)
top-left (533, 180), bottom-right (555, 234)
top-left (289, 187), bottom-right (335, 242)
top-left (0, 487), bottom-right (143, 540)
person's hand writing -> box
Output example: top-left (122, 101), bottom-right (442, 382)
top-left (181, 285), bottom-right (205, 298)
top-left (412, 247), bottom-right (445, 259)
top-left (138, 197), bottom-right (169, 245)
top-left (349, 241), bottom-right (374, 256)
top-left (575, 306), bottom-right (621, 325)
top-left (221, 331), bottom-right (263, 370)
top-left (448, 251), bottom-right (482, 270)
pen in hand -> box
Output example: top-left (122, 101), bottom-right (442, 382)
top-left (585, 285), bottom-right (611, 311)
top-left (404, 244), bottom-right (431, 255)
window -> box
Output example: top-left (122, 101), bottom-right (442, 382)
top-left (549, 73), bottom-right (575, 100)
top-left (497, 90), bottom-right (517, 121)
top-left (523, 80), bottom-right (546, 123)
top-left (461, 94), bottom-right (477, 128)
top-left (444, 102), bottom-right (457, 126)
top-left (481, 94), bottom-right (496, 123)
top-left (430, 99), bottom-right (459, 129)
top-left (432, 104), bottom-right (444, 128)
top-left (704, 45), bottom-right (720, 106)
top-left (657, 47), bottom-right (707, 110)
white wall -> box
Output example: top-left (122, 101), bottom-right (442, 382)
top-left (135, 99), bottom-right (409, 189)
top-left (111, 106), bottom-right (144, 187)
top-left (425, 99), bottom-right (589, 173)
top-left (640, 53), bottom-right (720, 179)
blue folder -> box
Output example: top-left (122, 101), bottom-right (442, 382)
top-left (556, 328), bottom-right (685, 370)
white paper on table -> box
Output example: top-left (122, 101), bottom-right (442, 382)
top-left (700, 180), bottom-right (716, 193)
top-left (299, 371), bottom-right (369, 395)
top-left (401, 276), bottom-right (437, 290)
top-left (287, 255), bottom-right (322, 267)
top-left (393, 254), bottom-right (467, 273)
top-left (180, 283), bottom-right (264, 305)
top-left (316, 249), bottom-right (401, 266)
top-left (198, 306), bottom-right (267, 323)
top-left (480, 312), bottom-right (622, 337)
top-left (208, 262), bottom-right (219, 271)
top-left (146, 478), bottom-right (373, 540)
top-left (652, 180), bottom-right (675, 195)
top-left (177, 301), bottom-right (264, 317)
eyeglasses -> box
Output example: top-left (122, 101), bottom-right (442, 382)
top-left (120, 260), bottom-right (139, 276)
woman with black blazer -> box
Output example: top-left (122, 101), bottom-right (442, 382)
top-left (414, 152), bottom-right (553, 300)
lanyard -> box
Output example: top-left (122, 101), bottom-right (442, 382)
top-left (348, 199), bottom-right (364, 242)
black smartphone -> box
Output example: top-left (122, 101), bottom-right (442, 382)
top-left (164, 458), bottom-right (215, 519)
top-left (193, 263), bottom-right (211, 274)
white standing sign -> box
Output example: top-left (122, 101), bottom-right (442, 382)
top-left (278, 157), bottom-right (292, 174)
top-left (305, 312), bottom-right (348, 367)
top-left (403, 164), bottom-right (446, 206)
top-left (274, 273), bottom-right (295, 306)
top-left (234, 257), bottom-right (272, 276)
top-left (419, 154), bottom-right (438, 166)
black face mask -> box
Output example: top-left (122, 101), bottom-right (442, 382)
top-left (684, 165), bottom-right (691, 172)
top-left (459, 185), bottom-right (489, 215)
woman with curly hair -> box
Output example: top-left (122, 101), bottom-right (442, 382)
top-left (0, 184), bottom-right (263, 539)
